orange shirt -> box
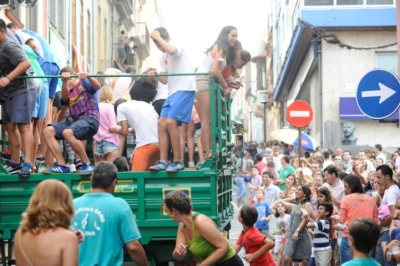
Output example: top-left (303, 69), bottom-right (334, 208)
top-left (339, 194), bottom-right (378, 237)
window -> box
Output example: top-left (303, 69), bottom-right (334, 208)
top-left (27, 5), bottom-right (38, 32)
top-left (80, 0), bottom-right (84, 55)
top-left (367, 0), bottom-right (393, 4)
top-left (304, 0), bottom-right (333, 6)
top-left (304, 0), bottom-right (393, 6)
top-left (72, 0), bottom-right (76, 46)
top-left (337, 0), bottom-right (362, 5)
top-left (376, 52), bottom-right (397, 74)
top-left (49, 0), bottom-right (66, 37)
top-left (87, 10), bottom-right (91, 65)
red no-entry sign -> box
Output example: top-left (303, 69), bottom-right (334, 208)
top-left (286, 100), bottom-right (314, 128)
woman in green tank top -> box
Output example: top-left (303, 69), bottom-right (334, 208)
top-left (164, 190), bottom-right (243, 266)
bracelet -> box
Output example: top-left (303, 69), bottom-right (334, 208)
top-left (5, 76), bottom-right (11, 82)
top-left (296, 228), bottom-right (301, 232)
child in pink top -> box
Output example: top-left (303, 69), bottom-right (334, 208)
top-left (93, 86), bottom-right (120, 164)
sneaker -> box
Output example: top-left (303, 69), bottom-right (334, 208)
top-left (79, 162), bottom-right (94, 175)
top-left (18, 162), bottom-right (33, 178)
top-left (149, 160), bottom-right (169, 171)
top-left (69, 164), bottom-right (77, 173)
top-left (166, 161), bottom-right (185, 172)
top-left (4, 161), bottom-right (22, 174)
top-left (196, 161), bottom-right (204, 170)
top-left (75, 159), bottom-right (83, 169)
top-left (188, 161), bottom-right (195, 168)
top-left (43, 164), bottom-right (71, 174)
top-left (1, 149), bottom-right (11, 161)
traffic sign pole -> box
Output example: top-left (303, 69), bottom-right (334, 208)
top-left (286, 100), bottom-right (314, 158)
top-left (298, 128), bottom-right (302, 166)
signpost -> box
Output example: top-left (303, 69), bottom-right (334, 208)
top-left (286, 100), bottom-right (314, 162)
top-left (356, 69), bottom-right (400, 119)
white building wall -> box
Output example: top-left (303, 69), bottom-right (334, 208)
top-left (321, 30), bottom-right (399, 147)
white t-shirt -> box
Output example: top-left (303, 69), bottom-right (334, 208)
top-left (117, 100), bottom-right (159, 148)
top-left (153, 81), bottom-right (168, 102)
top-left (381, 184), bottom-right (400, 232)
top-left (159, 42), bottom-right (197, 96)
top-left (376, 152), bottom-right (387, 164)
top-left (112, 77), bottom-right (133, 103)
top-left (273, 154), bottom-right (283, 172)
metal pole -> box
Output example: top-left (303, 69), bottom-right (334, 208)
top-left (298, 127), bottom-right (302, 164)
top-left (8, 72), bottom-right (210, 79)
top-left (318, 43), bottom-right (324, 148)
top-left (263, 102), bottom-right (267, 142)
top-left (250, 113), bottom-right (253, 141)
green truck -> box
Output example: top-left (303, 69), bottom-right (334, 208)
top-left (0, 80), bottom-right (236, 266)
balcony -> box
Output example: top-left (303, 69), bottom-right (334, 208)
top-left (133, 22), bottom-right (150, 61)
top-left (115, 0), bottom-right (133, 20)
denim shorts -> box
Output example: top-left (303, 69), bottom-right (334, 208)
top-left (32, 82), bottom-right (49, 119)
top-left (94, 140), bottom-right (119, 157)
top-left (2, 88), bottom-right (36, 124)
top-left (52, 117), bottom-right (99, 140)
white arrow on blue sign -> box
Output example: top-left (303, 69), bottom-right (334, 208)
top-left (356, 69), bottom-right (400, 119)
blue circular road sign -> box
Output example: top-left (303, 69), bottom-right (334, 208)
top-left (356, 69), bottom-right (400, 119)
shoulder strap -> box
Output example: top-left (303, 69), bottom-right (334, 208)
top-left (191, 212), bottom-right (201, 238)
top-left (192, 212), bottom-right (200, 220)
top-left (19, 232), bottom-right (34, 266)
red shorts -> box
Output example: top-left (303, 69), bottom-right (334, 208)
top-left (280, 236), bottom-right (286, 243)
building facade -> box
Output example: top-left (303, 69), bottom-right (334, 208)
top-left (0, 0), bottom-right (161, 73)
top-left (271, 0), bottom-right (398, 149)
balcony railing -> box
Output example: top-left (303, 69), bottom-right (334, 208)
top-left (115, 0), bottom-right (133, 20)
top-left (133, 22), bottom-right (150, 60)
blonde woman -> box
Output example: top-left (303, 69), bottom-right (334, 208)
top-left (93, 86), bottom-right (120, 164)
top-left (14, 179), bottom-right (80, 266)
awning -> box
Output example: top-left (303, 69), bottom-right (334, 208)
top-left (340, 97), bottom-right (399, 120)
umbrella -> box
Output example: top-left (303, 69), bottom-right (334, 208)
top-left (270, 128), bottom-right (320, 152)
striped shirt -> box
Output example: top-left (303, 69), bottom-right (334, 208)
top-left (69, 79), bottom-right (99, 121)
top-left (313, 219), bottom-right (331, 251)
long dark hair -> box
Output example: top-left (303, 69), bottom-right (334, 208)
top-left (343, 174), bottom-right (364, 194)
top-left (206, 26), bottom-right (237, 65)
top-left (317, 187), bottom-right (333, 203)
top-left (297, 184), bottom-right (311, 205)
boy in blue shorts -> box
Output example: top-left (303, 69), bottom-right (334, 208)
top-left (148, 27), bottom-right (196, 172)
top-left (42, 66), bottom-right (101, 175)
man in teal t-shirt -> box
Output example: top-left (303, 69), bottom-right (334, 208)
top-left (71, 162), bottom-right (148, 266)
top-left (277, 155), bottom-right (295, 191)
top-left (342, 218), bottom-right (380, 266)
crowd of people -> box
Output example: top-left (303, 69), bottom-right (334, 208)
top-left (0, 20), bottom-right (251, 177)
top-left (231, 140), bottom-right (400, 265)
top-left (4, 15), bottom-right (400, 266)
